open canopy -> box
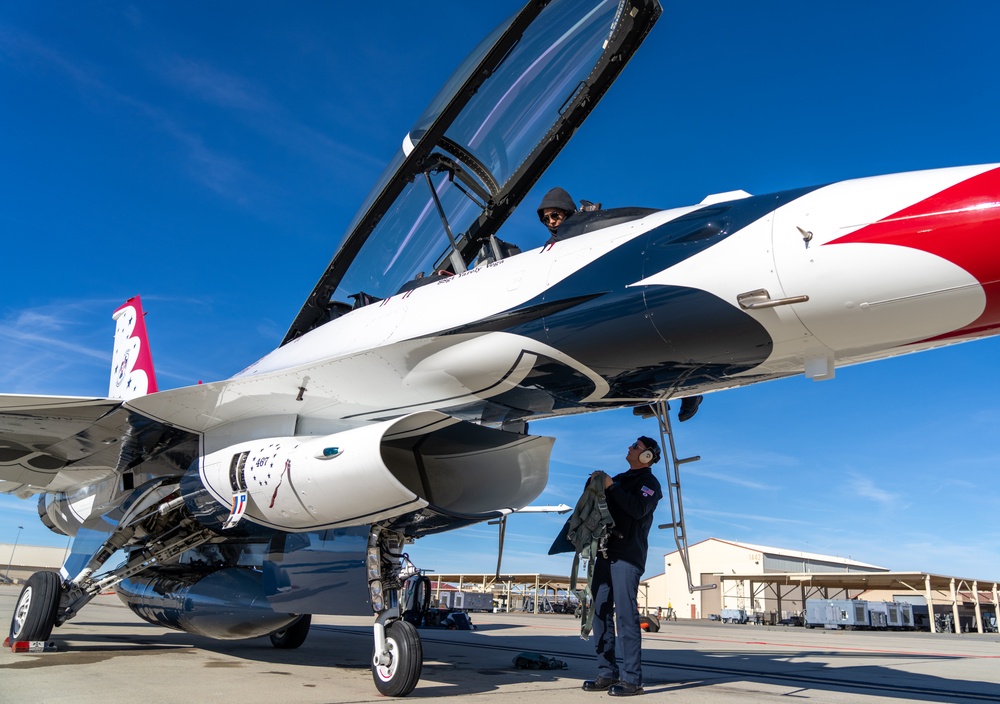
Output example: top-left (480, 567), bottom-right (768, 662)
top-left (282, 0), bottom-right (662, 345)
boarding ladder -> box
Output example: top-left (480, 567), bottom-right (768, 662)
top-left (647, 400), bottom-right (716, 595)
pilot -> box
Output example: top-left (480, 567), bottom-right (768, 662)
top-left (537, 187), bottom-right (577, 236)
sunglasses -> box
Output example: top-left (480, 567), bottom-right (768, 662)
top-left (630, 442), bottom-right (646, 451)
top-left (541, 211), bottom-right (566, 224)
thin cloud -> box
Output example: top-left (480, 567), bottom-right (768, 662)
top-left (160, 57), bottom-right (271, 112)
top-left (152, 52), bottom-right (385, 175)
top-left (686, 508), bottom-right (808, 525)
top-left (707, 448), bottom-right (802, 470)
top-left (685, 467), bottom-right (770, 490)
top-left (0, 298), bottom-right (215, 392)
top-left (847, 472), bottom-right (899, 507)
top-left (0, 26), bottom-right (256, 203)
top-left (0, 321), bottom-right (109, 363)
top-left (0, 300), bottom-right (120, 392)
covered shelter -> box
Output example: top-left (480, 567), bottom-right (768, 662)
top-left (430, 573), bottom-right (574, 614)
top-left (721, 570), bottom-right (1000, 634)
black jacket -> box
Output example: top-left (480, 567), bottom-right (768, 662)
top-left (603, 466), bottom-right (662, 571)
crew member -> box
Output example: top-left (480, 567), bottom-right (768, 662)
top-left (537, 186), bottom-right (577, 235)
top-left (583, 436), bottom-right (663, 697)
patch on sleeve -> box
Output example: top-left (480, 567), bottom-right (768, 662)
top-left (641, 486), bottom-right (655, 497)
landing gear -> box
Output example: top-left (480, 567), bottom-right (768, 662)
top-left (367, 525), bottom-right (424, 697)
top-left (269, 614), bottom-right (311, 649)
top-left (9, 571), bottom-right (62, 642)
top-left (372, 619), bottom-right (423, 696)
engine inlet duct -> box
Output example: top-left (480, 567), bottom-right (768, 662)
top-left (198, 411), bottom-right (553, 532)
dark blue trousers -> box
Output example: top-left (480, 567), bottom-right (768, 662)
top-left (591, 556), bottom-right (643, 686)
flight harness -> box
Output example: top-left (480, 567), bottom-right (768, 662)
top-left (565, 474), bottom-right (616, 639)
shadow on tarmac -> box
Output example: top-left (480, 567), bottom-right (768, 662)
top-left (96, 623), bottom-right (1000, 701)
top-left (3, 614), bottom-right (999, 701)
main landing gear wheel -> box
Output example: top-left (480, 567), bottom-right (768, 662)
top-left (269, 614), bottom-right (311, 649)
top-left (9, 571), bottom-right (62, 642)
top-left (372, 620), bottom-right (423, 697)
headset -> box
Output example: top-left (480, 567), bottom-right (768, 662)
top-left (636, 436), bottom-right (660, 465)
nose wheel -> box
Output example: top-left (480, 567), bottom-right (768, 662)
top-left (372, 619), bottom-right (423, 697)
top-left (367, 525), bottom-right (424, 696)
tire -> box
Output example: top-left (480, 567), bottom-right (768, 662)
top-left (372, 620), bottom-right (423, 697)
top-left (9, 571), bottom-right (62, 642)
top-left (269, 614), bottom-right (311, 649)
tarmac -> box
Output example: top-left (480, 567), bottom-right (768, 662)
top-left (2, 585), bottom-right (1000, 703)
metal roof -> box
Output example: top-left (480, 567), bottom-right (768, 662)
top-left (669, 537), bottom-right (888, 571)
top-left (723, 571), bottom-right (1000, 595)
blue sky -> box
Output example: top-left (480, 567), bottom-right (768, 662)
top-left (3, 1), bottom-right (1000, 583)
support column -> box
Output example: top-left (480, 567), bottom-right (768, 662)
top-left (951, 578), bottom-right (961, 634)
top-left (534, 575), bottom-right (539, 614)
top-left (974, 581), bottom-right (984, 634)
top-left (925, 575), bottom-right (936, 634)
top-left (993, 584), bottom-right (1000, 632)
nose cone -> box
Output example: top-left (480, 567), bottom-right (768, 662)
top-left (830, 164), bottom-right (1000, 342)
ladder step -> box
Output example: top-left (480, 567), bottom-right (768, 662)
top-left (658, 522), bottom-right (679, 530)
top-left (676, 456), bottom-right (701, 464)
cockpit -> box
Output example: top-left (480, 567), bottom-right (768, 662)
top-left (281, 0), bottom-right (663, 344)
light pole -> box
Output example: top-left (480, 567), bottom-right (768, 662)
top-left (4, 525), bottom-right (24, 582)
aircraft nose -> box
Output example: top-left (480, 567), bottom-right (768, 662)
top-left (830, 164), bottom-right (1000, 342)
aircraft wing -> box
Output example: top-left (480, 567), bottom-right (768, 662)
top-left (0, 393), bottom-right (197, 499)
top-left (282, 0), bottom-right (663, 344)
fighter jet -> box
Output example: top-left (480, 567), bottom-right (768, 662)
top-left (4, 0), bottom-right (1000, 696)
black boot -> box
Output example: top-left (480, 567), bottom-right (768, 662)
top-left (678, 395), bottom-right (702, 422)
top-left (582, 677), bottom-right (618, 691)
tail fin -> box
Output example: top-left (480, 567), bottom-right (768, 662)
top-left (109, 296), bottom-right (159, 400)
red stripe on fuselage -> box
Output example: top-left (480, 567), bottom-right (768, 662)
top-left (829, 166), bottom-right (1000, 342)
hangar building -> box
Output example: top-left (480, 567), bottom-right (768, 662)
top-left (640, 537), bottom-right (888, 619)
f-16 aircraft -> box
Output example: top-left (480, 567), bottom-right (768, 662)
top-left (4, 0), bottom-right (1000, 696)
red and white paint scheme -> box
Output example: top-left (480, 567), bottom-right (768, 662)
top-left (3, 0), bottom-right (999, 696)
top-left (108, 295), bottom-right (158, 401)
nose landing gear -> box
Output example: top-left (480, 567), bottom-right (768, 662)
top-left (368, 525), bottom-right (424, 697)
top-left (373, 618), bottom-right (423, 696)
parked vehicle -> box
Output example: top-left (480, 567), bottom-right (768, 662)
top-left (719, 608), bottom-right (749, 624)
top-left (777, 616), bottom-right (804, 627)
